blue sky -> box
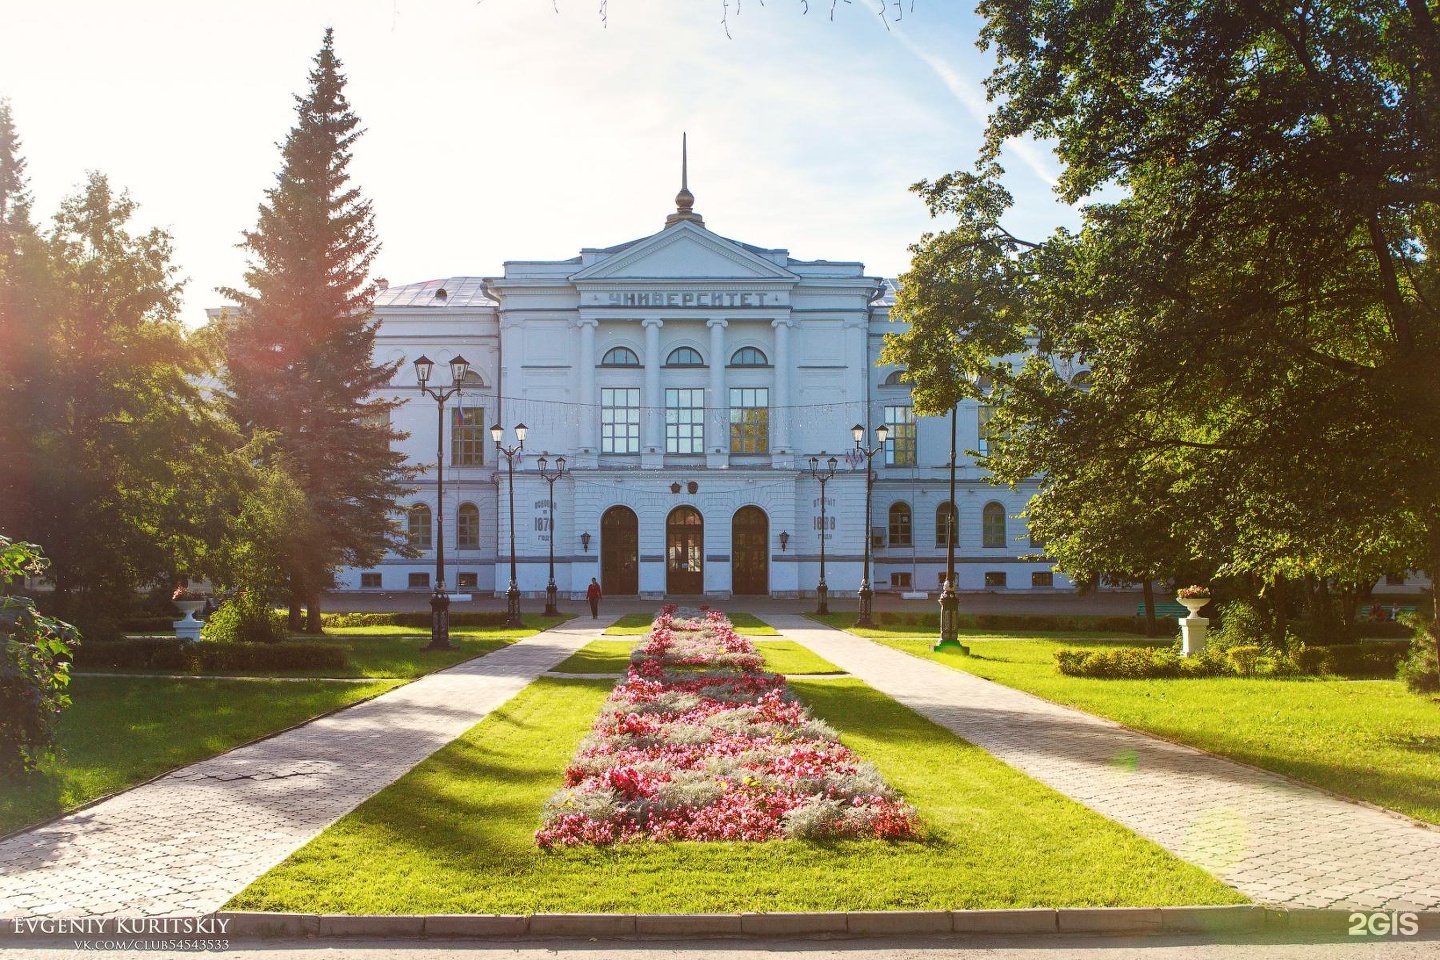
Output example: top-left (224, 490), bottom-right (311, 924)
top-left (2, 0), bottom-right (1078, 326)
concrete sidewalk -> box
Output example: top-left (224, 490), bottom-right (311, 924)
top-left (0, 617), bottom-right (613, 920)
top-left (768, 615), bottom-right (1440, 912)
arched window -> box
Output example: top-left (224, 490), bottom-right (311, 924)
top-left (456, 503), bottom-right (480, 549)
top-left (883, 369), bottom-right (908, 386)
top-left (407, 504), bottom-right (432, 550)
top-left (665, 346), bottom-right (705, 367)
top-left (1069, 370), bottom-right (1093, 391)
top-left (982, 502), bottom-right (1007, 548)
top-left (601, 346), bottom-right (640, 366)
top-left (888, 502), bottom-right (912, 546)
top-left (730, 346), bottom-right (768, 366)
top-left (935, 502), bottom-right (957, 547)
top-left (460, 370), bottom-right (485, 387)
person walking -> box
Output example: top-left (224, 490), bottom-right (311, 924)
top-left (586, 577), bottom-right (602, 619)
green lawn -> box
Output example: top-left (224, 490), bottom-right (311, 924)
top-left (837, 628), bottom-right (1440, 826)
top-left (1, 675), bottom-right (400, 836)
top-left (603, 612), bottom-right (778, 635)
top-left (228, 676), bottom-right (1241, 914)
top-left (554, 639), bottom-right (843, 676)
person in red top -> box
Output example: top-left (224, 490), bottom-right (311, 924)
top-left (586, 578), bottom-right (602, 619)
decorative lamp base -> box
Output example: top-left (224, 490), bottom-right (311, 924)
top-left (935, 582), bottom-right (969, 654)
top-left (506, 584), bottom-right (523, 628)
top-left (544, 581), bottom-right (558, 617)
top-left (856, 583), bottom-right (874, 628)
top-left (425, 593), bottom-right (453, 650)
top-left (815, 581), bottom-right (829, 616)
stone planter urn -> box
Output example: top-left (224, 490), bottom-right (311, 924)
top-left (174, 600), bottom-right (204, 642)
top-left (1176, 594), bottom-right (1209, 656)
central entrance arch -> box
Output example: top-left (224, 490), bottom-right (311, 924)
top-left (731, 506), bottom-right (769, 596)
top-left (666, 506), bottom-right (704, 595)
top-left (601, 506), bottom-right (638, 596)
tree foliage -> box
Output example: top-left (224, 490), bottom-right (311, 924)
top-left (887, 1), bottom-right (1440, 663)
top-left (1, 537), bottom-right (79, 775)
top-left (219, 30), bottom-right (410, 632)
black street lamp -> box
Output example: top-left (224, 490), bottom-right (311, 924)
top-left (413, 353), bottom-right (470, 651)
top-left (536, 454), bottom-right (568, 616)
top-left (935, 405), bottom-right (969, 653)
top-left (491, 422), bottom-right (528, 628)
top-left (808, 454), bottom-right (838, 615)
top-left (851, 422), bottom-right (889, 628)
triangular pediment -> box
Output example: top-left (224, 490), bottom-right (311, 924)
top-left (571, 221), bottom-right (797, 282)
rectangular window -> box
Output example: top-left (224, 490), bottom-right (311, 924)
top-left (451, 407), bottom-right (486, 466)
top-left (978, 405), bottom-right (998, 456)
top-left (408, 572), bottom-right (430, 590)
top-left (889, 572), bottom-right (912, 589)
top-left (457, 572), bottom-right (478, 589)
top-left (985, 571), bottom-right (1008, 589)
top-left (884, 406), bottom-right (917, 466)
top-left (665, 388), bottom-right (705, 454)
top-left (601, 388), bottom-right (641, 454)
top-left (729, 387), bottom-right (769, 454)
top-left (1032, 571), bottom-right (1054, 588)
top-left (360, 572), bottom-right (381, 589)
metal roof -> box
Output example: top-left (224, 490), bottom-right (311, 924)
top-left (373, 277), bottom-right (494, 308)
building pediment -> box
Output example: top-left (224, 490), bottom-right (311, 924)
top-left (571, 221), bottom-right (798, 284)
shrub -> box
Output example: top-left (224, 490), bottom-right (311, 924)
top-left (1054, 646), bottom-right (1228, 679)
top-left (1226, 645), bottom-right (1264, 677)
top-left (321, 611), bottom-right (515, 629)
top-left (119, 616), bottom-right (180, 634)
top-left (1, 538), bottom-right (80, 775)
top-left (1292, 642), bottom-right (1410, 677)
top-left (1213, 600), bottom-right (1272, 652)
top-left (202, 592), bottom-right (286, 644)
top-left (1396, 623), bottom-right (1438, 694)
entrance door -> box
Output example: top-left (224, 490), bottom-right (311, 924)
top-left (601, 506), bottom-right (638, 596)
top-left (731, 506), bottom-right (769, 596)
top-left (666, 506), bottom-right (704, 595)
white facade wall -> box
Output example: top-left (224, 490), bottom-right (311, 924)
top-left (337, 218), bottom-right (1070, 598)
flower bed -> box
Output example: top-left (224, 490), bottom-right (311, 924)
top-left (536, 607), bottom-right (920, 847)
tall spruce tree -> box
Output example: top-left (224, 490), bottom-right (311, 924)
top-left (0, 98), bottom-right (39, 534)
top-left (221, 30), bottom-right (408, 632)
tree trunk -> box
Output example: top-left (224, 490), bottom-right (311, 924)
top-left (1142, 579), bottom-right (1157, 637)
top-left (305, 592), bottom-right (322, 634)
top-left (1273, 577), bottom-right (1288, 647)
top-left (287, 599), bottom-right (302, 632)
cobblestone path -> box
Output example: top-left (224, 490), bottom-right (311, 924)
top-left (769, 615), bottom-right (1440, 912)
top-left (0, 618), bottom-right (609, 919)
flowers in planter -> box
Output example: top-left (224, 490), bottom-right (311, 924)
top-left (536, 609), bottom-right (920, 848)
top-left (1176, 585), bottom-right (1211, 600)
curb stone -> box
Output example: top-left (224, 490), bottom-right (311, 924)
top-left (203, 905), bottom-right (1375, 940)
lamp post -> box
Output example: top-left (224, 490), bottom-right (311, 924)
top-left (808, 454), bottom-right (838, 615)
top-left (491, 422), bottom-right (528, 627)
top-left (935, 404), bottom-right (969, 653)
top-left (851, 422), bottom-right (889, 628)
top-left (413, 353), bottom-right (470, 651)
top-left (536, 454), bottom-right (567, 616)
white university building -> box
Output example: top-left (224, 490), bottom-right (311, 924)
top-left (339, 175), bottom-right (1069, 600)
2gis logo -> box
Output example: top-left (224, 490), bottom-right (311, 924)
top-left (1349, 911), bottom-right (1420, 937)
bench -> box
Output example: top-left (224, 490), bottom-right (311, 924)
top-left (1136, 602), bottom-right (1191, 619)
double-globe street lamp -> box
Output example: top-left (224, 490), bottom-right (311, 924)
top-left (491, 422), bottom-right (528, 627)
top-left (413, 353), bottom-right (470, 651)
top-left (851, 422), bottom-right (889, 628)
top-left (535, 455), bottom-right (568, 616)
top-left (808, 454), bottom-right (838, 615)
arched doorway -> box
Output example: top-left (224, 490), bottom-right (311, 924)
top-left (666, 506), bottom-right (704, 595)
top-left (601, 506), bottom-right (639, 596)
top-left (731, 506), bottom-right (769, 596)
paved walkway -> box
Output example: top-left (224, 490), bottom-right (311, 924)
top-left (768, 615), bottom-right (1440, 912)
top-left (0, 617), bottom-right (612, 920)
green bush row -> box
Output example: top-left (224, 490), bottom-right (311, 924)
top-left (71, 638), bottom-right (348, 672)
top-left (321, 611), bottom-right (515, 629)
top-left (119, 616), bottom-right (183, 633)
top-left (1055, 641), bottom-right (1411, 680)
top-left (875, 611), bottom-right (1149, 634)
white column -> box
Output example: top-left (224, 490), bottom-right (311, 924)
top-left (576, 318), bottom-right (598, 458)
top-left (706, 318), bottom-right (728, 468)
top-left (642, 318), bottom-right (664, 468)
top-left (771, 317), bottom-right (793, 463)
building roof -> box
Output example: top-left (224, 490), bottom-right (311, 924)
top-left (373, 276), bottom-right (494, 308)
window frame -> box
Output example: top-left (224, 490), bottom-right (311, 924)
top-left (600, 346), bottom-right (640, 367)
top-left (884, 406), bottom-right (917, 466)
top-left (665, 346), bottom-right (705, 367)
top-left (601, 387), bottom-right (641, 454)
top-left (456, 502), bottom-right (480, 549)
top-left (451, 406), bottom-right (486, 466)
top-left (728, 386), bottom-right (769, 454)
top-left (982, 501), bottom-right (1007, 548)
top-left (407, 504), bottom-right (433, 550)
top-left (665, 387), bottom-right (706, 454)
top-left (729, 346), bottom-right (769, 367)
top-left (935, 502), bottom-right (958, 547)
top-left (887, 501), bottom-right (912, 546)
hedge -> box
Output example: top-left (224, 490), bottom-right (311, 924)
top-left (875, 611), bottom-right (1149, 634)
top-left (321, 611), bottom-right (516, 629)
top-left (1056, 641), bottom-right (1411, 680)
top-left (119, 616), bottom-right (182, 634)
top-left (71, 638), bottom-right (348, 672)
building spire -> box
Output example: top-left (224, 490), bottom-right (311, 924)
top-left (666, 132), bottom-right (704, 227)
